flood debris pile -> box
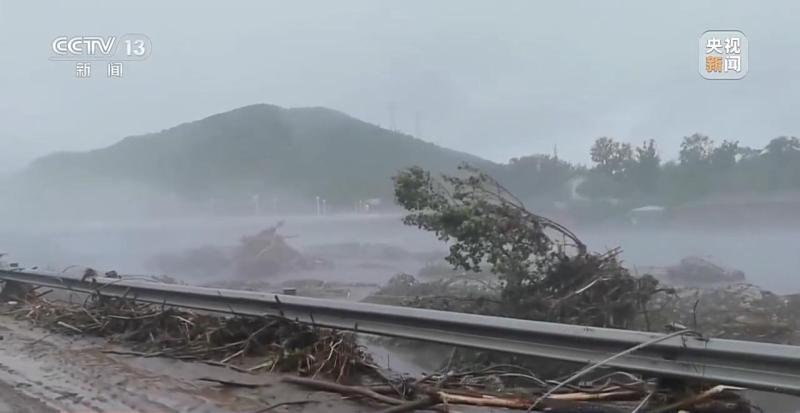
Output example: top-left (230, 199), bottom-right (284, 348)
top-left (365, 273), bottom-right (502, 316)
top-left (5, 286), bottom-right (369, 380)
top-left (232, 223), bottom-right (331, 278)
top-left (410, 367), bottom-right (751, 413)
top-left (148, 222), bottom-right (332, 279)
top-left (0, 283), bottom-right (753, 413)
top-left (393, 165), bottom-right (660, 329)
top-left (648, 283), bottom-right (798, 343)
top-left (283, 361), bottom-right (753, 413)
top-left (646, 256), bottom-right (747, 287)
top-left (416, 260), bottom-right (465, 279)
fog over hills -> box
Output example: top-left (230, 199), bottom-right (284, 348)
top-left (14, 102), bottom-right (800, 223)
top-left (18, 104), bottom-right (494, 214)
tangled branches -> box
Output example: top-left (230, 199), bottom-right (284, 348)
top-left (285, 362), bottom-right (751, 413)
top-left (393, 164), bottom-right (660, 328)
top-left (10, 287), bottom-right (370, 381)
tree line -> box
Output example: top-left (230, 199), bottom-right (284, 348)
top-left (498, 135), bottom-right (800, 207)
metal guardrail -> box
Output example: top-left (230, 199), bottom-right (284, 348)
top-left (2, 269), bottom-right (800, 395)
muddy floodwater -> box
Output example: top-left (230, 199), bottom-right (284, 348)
top-left (2, 214), bottom-right (799, 292)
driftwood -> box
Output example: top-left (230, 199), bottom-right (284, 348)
top-left (375, 396), bottom-right (441, 413)
top-left (282, 376), bottom-right (405, 405)
top-left (196, 377), bottom-right (273, 388)
top-left (437, 391), bottom-right (627, 411)
top-left (8, 288), bottom-right (370, 381)
top-left (286, 375), bottom-right (635, 413)
top-left (0, 285), bottom-right (754, 413)
top-left (253, 400), bottom-right (319, 412)
top-left (648, 385), bottom-right (745, 413)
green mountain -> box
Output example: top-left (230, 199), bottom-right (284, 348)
top-left (23, 104), bottom-right (493, 205)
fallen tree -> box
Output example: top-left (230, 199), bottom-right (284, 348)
top-left (393, 164), bottom-right (661, 329)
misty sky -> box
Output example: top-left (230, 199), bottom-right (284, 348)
top-left (1, 0), bottom-right (799, 174)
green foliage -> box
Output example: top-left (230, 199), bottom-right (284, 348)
top-left (584, 137), bottom-right (661, 199)
top-left (765, 136), bottom-right (800, 159)
top-left (25, 104), bottom-right (492, 206)
top-left (762, 136), bottom-right (800, 190)
top-left (366, 273), bottom-right (502, 316)
top-left (582, 134), bottom-right (800, 206)
top-left (590, 137), bottom-right (634, 177)
top-left (710, 140), bottom-right (740, 170)
top-left (679, 134), bottom-right (715, 166)
top-left (393, 165), bottom-right (660, 328)
top-left (498, 154), bottom-right (578, 205)
top-left (630, 139), bottom-right (661, 194)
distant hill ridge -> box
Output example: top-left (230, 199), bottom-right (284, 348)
top-left (24, 104), bottom-right (494, 203)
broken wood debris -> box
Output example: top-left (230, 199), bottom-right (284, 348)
top-left (7, 287), bottom-right (370, 381)
top-left (0, 285), bottom-right (756, 412)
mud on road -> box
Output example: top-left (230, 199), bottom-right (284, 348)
top-left (0, 316), bottom-right (372, 413)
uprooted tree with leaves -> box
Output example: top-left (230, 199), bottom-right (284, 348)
top-left (393, 164), bottom-right (660, 329)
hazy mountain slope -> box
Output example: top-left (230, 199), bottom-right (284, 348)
top-left (23, 104), bottom-right (494, 204)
